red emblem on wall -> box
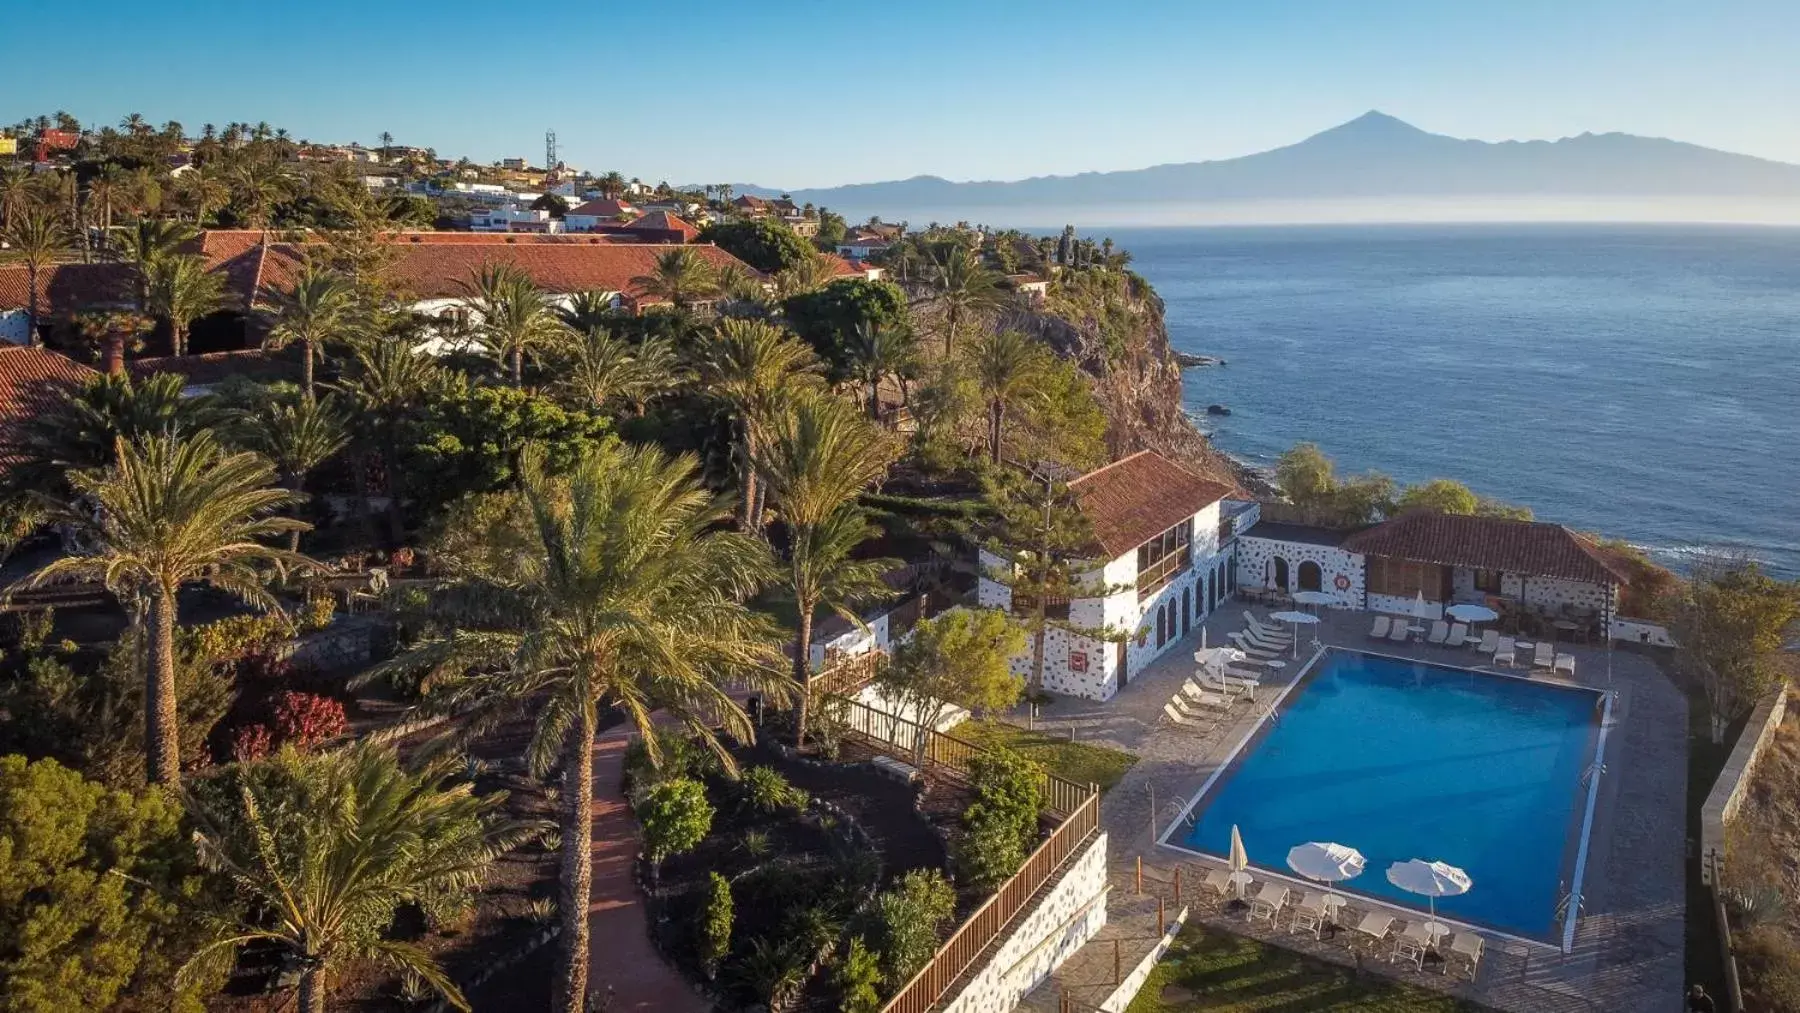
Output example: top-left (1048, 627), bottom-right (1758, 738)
top-left (1069, 651), bottom-right (1088, 673)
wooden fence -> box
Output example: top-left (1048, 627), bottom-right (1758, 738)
top-left (823, 693), bottom-right (1094, 818)
top-left (880, 791), bottom-right (1101, 1013)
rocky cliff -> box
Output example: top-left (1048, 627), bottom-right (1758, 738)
top-left (1001, 271), bottom-right (1256, 492)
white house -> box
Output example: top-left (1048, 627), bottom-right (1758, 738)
top-left (469, 206), bottom-right (564, 233)
top-left (837, 237), bottom-right (892, 259)
top-left (978, 451), bottom-right (1248, 701)
top-left (1235, 510), bottom-right (1631, 639)
top-left (564, 198), bottom-right (637, 232)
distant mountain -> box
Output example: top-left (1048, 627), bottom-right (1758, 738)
top-left (734, 112), bottom-right (1800, 213)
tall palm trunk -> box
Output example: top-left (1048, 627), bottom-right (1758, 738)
top-left (511, 346), bottom-right (524, 387)
top-left (298, 963), bottom-right (324, 1013)
top-left (104, 331), bottom-right (126, 375)
top-left (173, 322), bottom-right (187, 357)
top-left (867, 380), bottom-right (881, 420)
top-left (25, 261), bottom-right (40, 347)
top-left (792, 594), bottom-right (814, 748)
top-left (555, 714), bottom-right (596, 1013)
top-left (944, 305), bottom-right (959, 356)
top-left (301, 338), bottom-right (316, 403)
top-left (736, 426), bottom-right (758, 531)
top-left (146, 580), bottom-right (182, 784)
top-left (988, 399), bottom-right (1005, 463)
top-left (382, 436), bottom-right (408, 548)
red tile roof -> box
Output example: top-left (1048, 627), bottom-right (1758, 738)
top-left (1070, 450), bottom-right (1234, 559)
top-left (128, 348), bottom-right (300, 387)
top-left (0, 347), bottom-right (98, 464)
top-left (566, 198), bottom-right (634, 219)
top-left (0, 263), bottom-right (136, 315)
top-left (1341, 511), bottom-right (1631, 586)
top-left (623, 211), bottom-right (700, 242)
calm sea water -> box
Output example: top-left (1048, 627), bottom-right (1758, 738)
top-left (1178, 651), bottom-right (1603, 940)
top-left (1117, 223), bottom-right (1800, 577)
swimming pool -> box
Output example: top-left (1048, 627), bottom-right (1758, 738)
top-left (1163, 649), bottom-right (1607, 944)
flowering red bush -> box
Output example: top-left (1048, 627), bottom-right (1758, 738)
top-left (272, 692), bottom-right (348, 752)
top-left (232, 723), bottom-right (274, 762)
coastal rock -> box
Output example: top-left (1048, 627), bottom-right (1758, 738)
top-left (1206, 404), bottom-right (1231, 416)
top-left (1174, 352), bottom-right (1225, 368)
top-left (997, 276), bottom-right (1255, 493)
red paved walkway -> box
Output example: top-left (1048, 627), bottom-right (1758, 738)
top-left (587, 729), bottom-right (710, 1013)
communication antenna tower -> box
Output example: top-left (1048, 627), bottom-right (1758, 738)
top-left (545, 129), bottom-right (557, 171)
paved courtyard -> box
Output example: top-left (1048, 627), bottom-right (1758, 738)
top-left (1018, 602), bottom-right (1687, 1013)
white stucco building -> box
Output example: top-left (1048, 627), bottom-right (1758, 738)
top-left (1235, 510), bottom-right (1631, 637)
top-left (978, 451), bottom-right (1253, 701)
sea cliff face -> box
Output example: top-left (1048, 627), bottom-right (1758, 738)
top-left (1001, 272), bottom-right (1253, 492)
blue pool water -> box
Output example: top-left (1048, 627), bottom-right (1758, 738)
top-left (1174, 650), bottom-right (1604, 940)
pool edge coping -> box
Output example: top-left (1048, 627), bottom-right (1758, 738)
top-left (1153, 644), bottom-right (1610, 954)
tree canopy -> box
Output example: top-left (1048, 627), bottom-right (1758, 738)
top-left (700, 218), bottom-right (816, 274)
top-left (781, 279), bottom-right (910, 382)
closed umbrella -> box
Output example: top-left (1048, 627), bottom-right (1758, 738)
top-left (1386, 859), bottom-right (1472, 945)
top-left (1270, 610), bottom-right (1320, 658)
top-left (1227, 824), bottom-right (1252, 901)
top-left (1288, 842), bottom-right (1365, 923)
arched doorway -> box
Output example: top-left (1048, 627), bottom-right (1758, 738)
top-left (1298, 560), bottom-right (1323, 593)
top-left (1271, 556), bottom-right (1290, 591)
top-left (1182, 587), bottom-right (1192, 635)
top-left (1156, 602), bottom-right (1167, 648)
top-left (1225, 559), bottom-right (1235, 593)
top-left (1207, 570), bottom-right (1217, 611)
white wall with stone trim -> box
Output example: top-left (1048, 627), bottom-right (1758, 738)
top-left (1611, 617), bottom-right (1676, 647)
top-left (1235, 534), bottom-right (1364, 608)
top-left (0, 310), bottom-right (31, 345)
top-left (935, 832), bottom-right (1110, 1013)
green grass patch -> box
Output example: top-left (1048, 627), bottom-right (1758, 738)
top-left (955, 719), bottom-right (1139, 792)
top-left (1126, 925), bottom-right (1480, 1012)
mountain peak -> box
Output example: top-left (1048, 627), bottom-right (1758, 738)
top-left (1306, 110), bottom-right (1431, 143)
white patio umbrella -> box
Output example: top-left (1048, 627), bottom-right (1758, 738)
top-left (1270, 610), bottom-right (1320, 657)
top-left (1386, 859), bottom-right (1472, 940)
top-left (1412, 590), bottom-right (1431, 620)
top-left (1446, 603), bottom-right (1499, 624)
top-left (1227, 824), bottom-right (1252, 900)
top-left (1287, 842), bottom-right (1366, 917)
top-left (1292, 589), bottom-right (1337, 613)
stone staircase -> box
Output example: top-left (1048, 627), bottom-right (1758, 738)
top-left (1017, 879), bottom-right (1186, 1013)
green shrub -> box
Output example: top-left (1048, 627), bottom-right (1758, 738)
top-left (700, 872), bottom-right (733, 978)
top-left (875, 869), bottom-right (956, 986)
top-left (837, 935), bottom-right (883, 1013)
top-left (635, 777), bottom-right (713, 880)
top-left (955, 748), bottom-right (1044, 889)
top-left (733, 937), bottom-right (810, 1012)
top-left (741, 765), bottom-right (807, 813)
top-left (622, 732), bottom-right (722, 789)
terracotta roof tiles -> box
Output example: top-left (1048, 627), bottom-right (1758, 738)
top-left (1340, 511), bottom-right (1630, 586)
top-left (1069, 450), bottom-right (1234, 559)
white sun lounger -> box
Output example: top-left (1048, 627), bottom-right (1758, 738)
top-left (1354, 910), bottom-right (1395, 944)
top-left (1223, 665), bottom-right (1268, 684)
top-left (1369, 615), bottom-right (1391, 639)
top-left (1450, 932), bottom-right (1484, 978)
top-left (1175, 688), bottom-right (1230, 714)
top-left (1554, 653), bottom-right (1576, 676)
top-left (1290, 891), bottom-right (1330, 939)
top-left (1446, 622), bottom-right (1469, 648)
top-left (1248, 882), bottom-right (1289, 925)
top-left (1192, 670), bottom-right (1254, 696)
top-left (1426, 620), bottom-right (1449, 644)
top-left (1163, 702), bottom-right (1209, 729)
top-left (1393, 920), bottom-right (1433, 970)
top-left (1532, 641), bottom-right (1556, 669)
top-left (1224, 633), bottom-right (1282, 659)
top-left (1477, 629), bottom-right (1499, 654)
top-left (1241, 626), bottom-right (1290, 651)
top-left (1202, 866), bottom-right (1242, 899)
top-left (1245, 614), bottom-right (1295, 642)
top-left (1493, 637), bottom-right (1517, 667)
top-left (1388, 620), bottom-right (1411, 643)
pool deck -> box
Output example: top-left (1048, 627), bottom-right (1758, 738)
top-left (1016, 601), bottom-right (1687, 1013)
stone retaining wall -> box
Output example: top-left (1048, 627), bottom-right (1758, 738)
top-left (1094, 906), bottom-right (1187, 1013)
top-left (936, 832), bottom-right (1110, 1013)
top-left (1701, 685), bottom-right (1790, 881)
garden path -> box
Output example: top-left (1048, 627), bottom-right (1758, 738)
top-left (587, 727), bottom-right (710, 1013)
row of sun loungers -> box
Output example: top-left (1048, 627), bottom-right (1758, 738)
top-left (1165, 615), bottom-right (1294, 731)
top-left (1359, 617), bottom-right (1580, 677)
top-left (1200, 865), bottom-right (1484, 979)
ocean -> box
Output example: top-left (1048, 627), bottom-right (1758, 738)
top-left (1112, 223), bottom-right (1800, 578)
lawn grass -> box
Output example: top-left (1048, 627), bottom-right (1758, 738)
top-left (1125, 925), bottom-right (1480, 1013)
top-left (956, 718), bottom-right (1139, 792)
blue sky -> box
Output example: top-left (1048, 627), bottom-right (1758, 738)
top-left (5, 0), bottom-right (1795, 188)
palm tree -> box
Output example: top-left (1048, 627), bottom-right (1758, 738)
top-left (771, 250), bottom-right (838, 299)
top-left (114, 218), bottom-right (199, 310)
top-left (363, 441), bottom-right (787, 1013)
top-left (925, 244), bottom-right (1005, 356)
top-left (557, 328), bottom-right (685, 416)
top-left (72, 308), bottom-right (153, 376)
top-left (15, 432), bottom-right (310, 783)
top-left (629, 247), bottom-right (719, 312)
top-left (753, 392), bottom-right (900, 746)
top-left (596, 170), bottom-right (627, 199)
top-left (182, 742), bottom-right (531, 1013)
top-left (262, 264), bottom-right (356, 401)
top-left (3, 208), bottom-right (70, 344)
top-left (460, 262), bottom-right (566, 385)
top-left (555, 289), bottom-right (615, 334)
top-left (146, 254), bottom-right (227, 356)
top-left (86, 164), bottom-right (127, 231)
top-left (844, 321), bottom-right (918, 419)
top-left (0, 166), bottom-right (34, 232)
top-left (697, 318), bottom-right (821, 530)
top-left (3, 372), bottom-right (215, 496)
top-left (336, 341), bottom-right (443, 544)
top-left (172, 166), bottom-right (228, 226)
top-left (229, 162), bottom-right (286, 231)
top-left (967, 329), bottom-right (1047, 464)
top-left (233, 394), bottom-right (350, 551)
